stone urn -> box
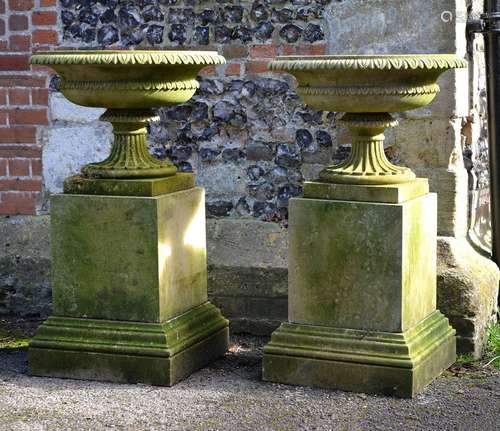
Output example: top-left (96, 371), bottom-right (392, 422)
top-left (31, 50), bottom-right (225, 179)
top-left (262, 55), bottom-right (468, 397)
top-left (28, 50), bottom-right (230, 387)
top-left (270, 54), bottom-right (468, 185)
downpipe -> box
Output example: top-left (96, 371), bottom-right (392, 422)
top-left (467, 1), bottom-right (500, 304)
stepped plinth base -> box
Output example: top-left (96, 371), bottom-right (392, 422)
top-left (29, 303), bottom-right (229, 386)
top-left (29, 186), bottom-right (228, 385)
top-left (263, 311), bottom-right (455, 398)
top-left (263, 180), bottom-right (455, 397)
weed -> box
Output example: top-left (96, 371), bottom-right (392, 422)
top-left (455, 353), bottom-right (477, 366)
top-left (484, 321), bottom-right (500, 369)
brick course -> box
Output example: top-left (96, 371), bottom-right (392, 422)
top-left (8, 14), bottom-right (28, 31)
top-left (8, 88), bottom-right (30, 105)
top-left (9, 34), bottom-right (30, 51)
top-left (8, 0), bottom-right (33, 12)
top-left (32, 11), bottom-right (56, 26)
top-left (0, 0), bottom-right (57, 214)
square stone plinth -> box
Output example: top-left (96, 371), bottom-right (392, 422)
top-left (263, 189), bottom-right (455, 397)
top-left (29, 188), bottom-right (228, 385)
top-left (288, 193), bottom-right (437, 333)
top-left (50, 188), bottom-right (208, 322)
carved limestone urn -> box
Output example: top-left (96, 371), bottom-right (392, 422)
top-left (28, 50), bottom-right (230, 387)
top-left (270, 54), bottom-right (468, 185)
top-left (31, 50), bottom-right (225, 179)
top-left (262, 54), bottom-right (469, 397)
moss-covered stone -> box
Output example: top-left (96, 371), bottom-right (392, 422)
top-left (64, 173), bottom-right (195, 197)
top-left (304, 178), bottom-right (429, 203)
top-left (29, 302), bottom-right (229, 385)
top-left (437, 237), bottom-right (499, 358)
top-left (263, 311), bottom-right (455, 398)
top-left (288, 193), bottom-right (437, 332)
top-left (31, 51), bottom-right (225, 179)
top-left (51, 188), bottom-right (208, 322)
top-left (0, 216), bottom-right (52, 317)
top-left (264, 189), bottom-right (454, 397)
top-left (30, 187), bottom-right (228, 385)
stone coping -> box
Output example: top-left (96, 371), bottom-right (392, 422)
top-left (303, 178), bottom-right (429, 203)
top-left (63, 173), bottom-right (195, 197)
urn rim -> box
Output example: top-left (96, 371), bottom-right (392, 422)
top-left (270, 54), bottom-right (468, 71)
top-left (30, 50), bottom-right (226, 67)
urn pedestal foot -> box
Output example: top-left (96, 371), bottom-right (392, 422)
top-left (29, 183), bottom-right (228, 385)
top-left (263, 179), bottom-right (456, 397)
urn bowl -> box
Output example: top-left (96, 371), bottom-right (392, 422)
top-left (30, 50), bottom-right (225, 179)
top-left (270, 54), bottom-right (467, 185)
top-left (31, 50), bottom-right (225, 109)
top-left (270, 54), bottom-right (468, 113)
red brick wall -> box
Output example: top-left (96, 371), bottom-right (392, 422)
top-left (0, 0), bottom-right (57, 215)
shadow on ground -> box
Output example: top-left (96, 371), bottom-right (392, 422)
top-left (0, 326), bottom-right (499, 431)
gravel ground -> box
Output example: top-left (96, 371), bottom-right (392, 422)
top-left (0, 335), bottom-right (499, 431)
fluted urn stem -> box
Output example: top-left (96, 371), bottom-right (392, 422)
top-left (81, 109), bottom-right (176, 179)
top-left (319, 113), bottom-right (416, 185)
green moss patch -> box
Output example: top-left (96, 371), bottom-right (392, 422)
top-left (0, 328), bottom-right (30, 352)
